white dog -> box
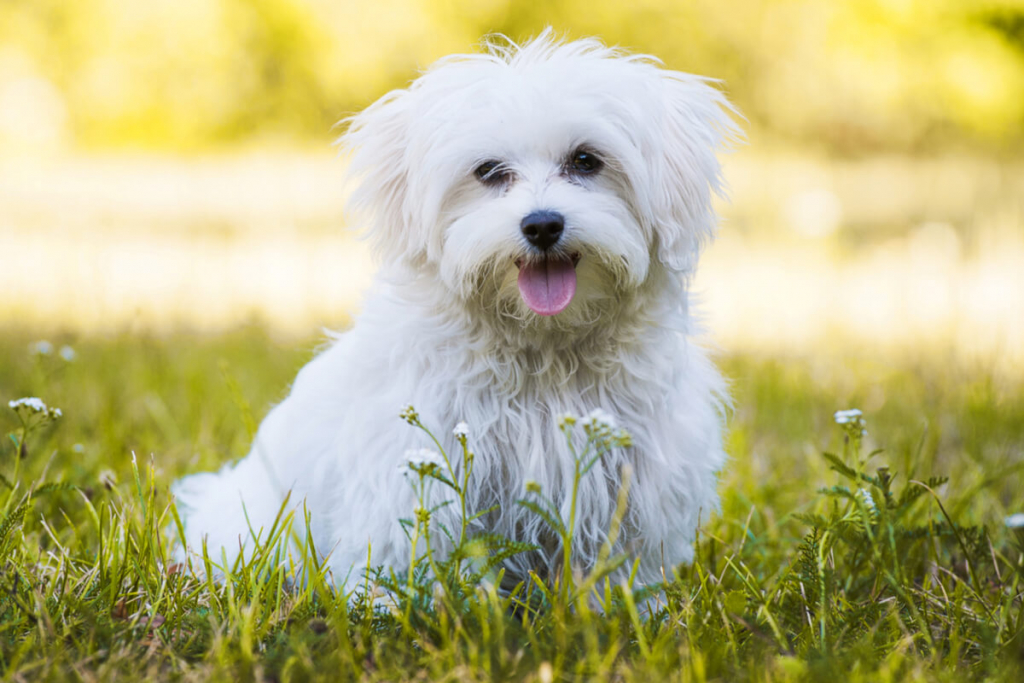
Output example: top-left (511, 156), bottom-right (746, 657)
top-left (172, 32), bottom-right (741, 588)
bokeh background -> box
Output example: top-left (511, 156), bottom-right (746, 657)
top-left (1, 0), bottom-right (1023, 369)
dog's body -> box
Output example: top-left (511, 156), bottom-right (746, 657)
top-left (173, 33), bottom-right (740, 586)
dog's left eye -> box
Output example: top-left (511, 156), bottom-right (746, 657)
top-left (568, 149), bottom-right (603, 175)
top-left (474, 160), bottom-right (510, 185)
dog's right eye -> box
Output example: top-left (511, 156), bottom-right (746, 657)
top-left (474, 160), bottom-right (509, 185)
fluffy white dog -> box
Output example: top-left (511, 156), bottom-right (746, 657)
top-left (172, 32), bottom-right (741, 588)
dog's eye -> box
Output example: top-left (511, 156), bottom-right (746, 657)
top-left (569, 150), bottom-right (603, 175)
top-left (474, 160), bottom-right (509, 185)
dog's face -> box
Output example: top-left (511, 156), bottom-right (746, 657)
top-left (341, 35), bottom-right (739, 337)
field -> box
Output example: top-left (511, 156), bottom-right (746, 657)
top-left (1, 328), bottom-right (1022, 681)
top-left (3, 2), bottom-right (1023, 678)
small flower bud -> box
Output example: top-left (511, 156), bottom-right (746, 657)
top-left (556, 412), bottom-right (577, 429)
top-left (399, 404), bottom-right (419, 424)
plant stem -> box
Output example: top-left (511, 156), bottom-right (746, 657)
top-left (562, 450), bottom-right (582, 607)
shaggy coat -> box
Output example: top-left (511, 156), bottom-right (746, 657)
top-left (172, 33), bottom-right (741, 587)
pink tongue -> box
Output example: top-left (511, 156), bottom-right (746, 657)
top-left (517, 256), bottom-right (577, 316)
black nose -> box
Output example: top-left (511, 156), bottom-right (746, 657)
top-left (520, 210), bottom-right (565, 250)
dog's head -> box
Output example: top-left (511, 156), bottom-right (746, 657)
top-left (340, 32), bottom-right (741, 339)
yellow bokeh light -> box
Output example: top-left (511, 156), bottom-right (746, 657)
top-left (0, 0), bottom-right (1020, 372)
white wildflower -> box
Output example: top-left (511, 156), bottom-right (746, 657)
top-left (833, 409), bottom-right (864, 425)
top-left (453, 421), bottom-right (469, 439)
top-left (399, 447), bottom-right (444, 478)
top-left (858, 488), bottom-right (877, 512)
top-left (580, 408), bottom-right (617, 431)
top-left (576, 408), bottom-right (632, 449)
top-left (59, 345), bottom-right (76, 362)
top-left (9, 397), bottom-right (48, 413)
top-left (405, 448), bottom-right (443, 468)
top-left (399, 404), bottom-right (419, 424)
top-left (1005, 513), bottom-right (1024, 529)
top-left (556, 412), bottom-right (577, 429)
top-left (590, 408), bottom-right (616, 428)
top-left (29, 340), bottom-right (53, 356)
top-left (580, 408), bottom-right (626, 449)
top-left (8, 397), bottom-right (61, 423)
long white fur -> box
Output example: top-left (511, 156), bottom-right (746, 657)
top-left (172, 31), bottom-right (742, 587)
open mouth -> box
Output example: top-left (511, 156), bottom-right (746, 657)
top-left (514, 252), bottom-right (581, 316)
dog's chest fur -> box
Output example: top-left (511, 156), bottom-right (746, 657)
top-left (289, 276), bottom-right (724, 584)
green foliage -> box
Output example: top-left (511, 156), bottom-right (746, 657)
top-left (1, 1), bottom-right (1022, 152)
top-left (0, 330), bottom-right (1021, 681)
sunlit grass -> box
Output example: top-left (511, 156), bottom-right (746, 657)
top-left (2, 150), bottom-right (1022, 677)
top-left (0, 330), bottom-right (1021, 680)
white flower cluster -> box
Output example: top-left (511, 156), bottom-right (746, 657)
top-left (405, 448), bottom-right (443, 467)
top-left (453, 421), bottom-right (469, 440)
top-left (858, 487), bottom-right (877, 513)
top-left (834, 408), bottom-right (868, 437)
top-left (833, 408), bottom-right (863, 425)
top-left (29, 340), bottom-right (76, 361)
top-left (580, 408), bottom-right (617, 432)
top-left (560, 408), bottom-right (633, 449)
top-left (9, 397), bottom-right (62, 421)
top-left (10, 397), bottom-right (47, 413)
top-left (1005, 513), bottom-right (1024, 529)
top-left (399, 447), bottom-right (444, 478)
top-left (399, 404), bottom-right (419, 425)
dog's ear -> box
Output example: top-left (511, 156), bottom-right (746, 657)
top-left (651, 73), bottom-right (743, 275)
top-left (339, 88), bottom-right (425, 265)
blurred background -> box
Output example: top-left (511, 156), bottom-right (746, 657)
top-left (1, 0), bottom-right (1022, 370)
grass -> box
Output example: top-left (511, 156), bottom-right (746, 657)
top-left (0, 326), bottom-right (1022, 681)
